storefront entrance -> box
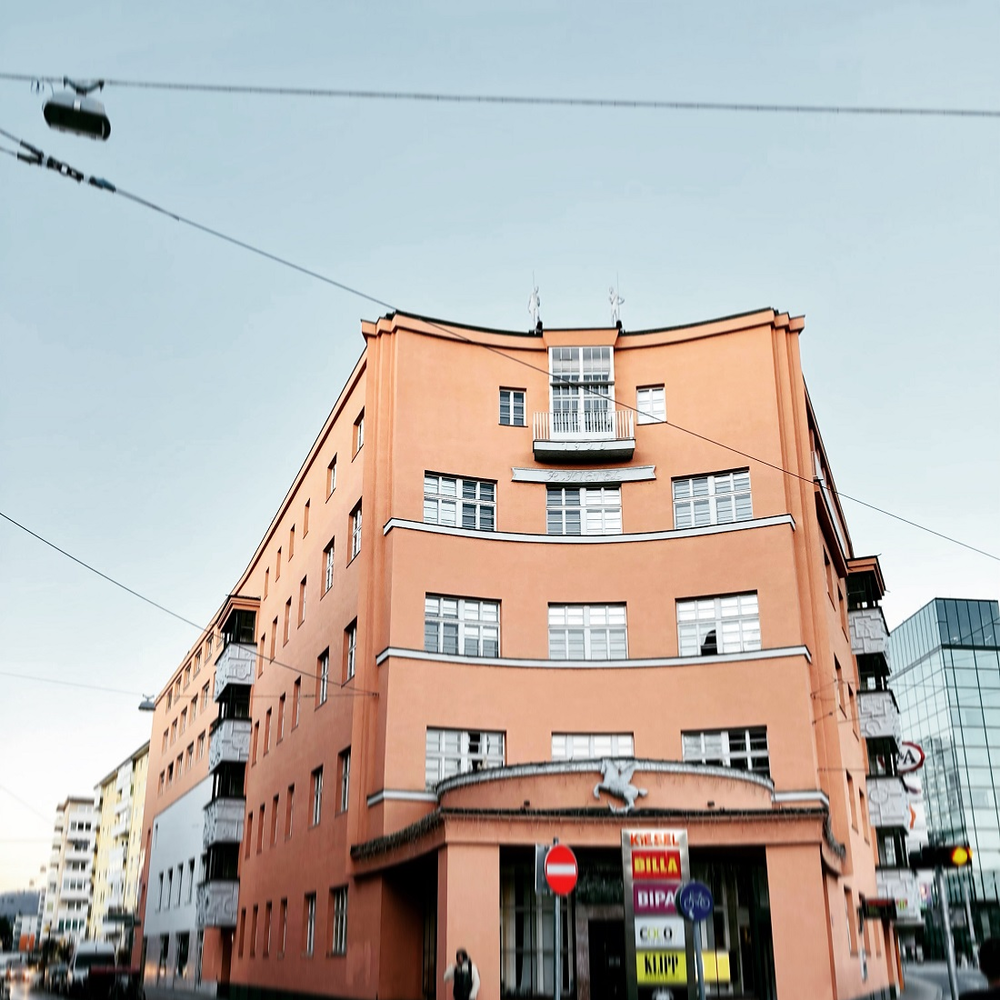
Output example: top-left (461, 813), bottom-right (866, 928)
top-left (588, 920), bottom-right (627, 1000)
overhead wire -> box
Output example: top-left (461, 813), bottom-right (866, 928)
top-left (1, 71), bottom-right (997, 119)
top-left (4, 125), bottom-right (990, 558)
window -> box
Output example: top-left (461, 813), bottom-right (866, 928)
top-left (257, 804), bottom-right (265, 853)
top-left (499, 388), bottom-right (526, 426)
top-left (196, 731), bottom-right (205, 760)
top-left (293, 678), bottom-right (301, 727)
top-left (304, 893), bottom-right (316, 957)
top-left (548, 604), bottom-right (627, 660)
top-left (244, 812), bottom-right (253, 859)
top-left (277, 694), bottom-right (285, 742)
top-left (546, 486), bottom-right (621, 535)
top-left (636, 385), bottom-right (666, 424)
top-left (186, 743), bottom-right (194, 772)
top-left (672, 470), bottom-right (752, 528)
top-left (252, 722), bottom-right (259, 764)
top-left (264, 709), bottom-right (272, 754)
top-left (263, 902), bottom-right (272, 958)
top-left (167, 762), bottom-right (174, 785)
top-left (283, 599), bottom-right (291, 644)
top-left (298, 577), bottom-right (307, 626)
top-left (330, 886), bottom-right (348, 956)
top-left (551, 733), bottom-right (634, 759)
top-left (303, 500), bottom-right (310, 536)
top-left (549, 345), bottom-right (613, 434)
top-left (318, 649), bottom-right (329, 706)
top-left (289, 525), bottom-right (295, 560)
top-left (425, 728), bottom-right (505, 786)
top-left (425, 595), bottom-right (500, 657)
top-left (238, 909), bottom-right (245, 957)
top-left (345, 621), bottom-right (357, 680)
top-left (682, 727), bottom-right (770, 777)
top-left (423, 474), bottom-right (496, 530)
top-left (264, 568), bottom-right (269, 598)
top-left (162, 730), bottom-right (168, 753)
top-left (184, 664), bottom-right (191, 688)
top-left (190, 695), bottom-right (198, 722)
top-left (354, 410), bottom-right (365, 455)
top-left (350, 502), bottom-right (363, 559)
top-left (276, 547), bottom-right (281, 580)
top-left (847, 773), bottom-right (858, 829)
top-left (323, 540), bottom-right (335, 594)
top-left (339, 748), bottom-right (351, 813)
top-left (270, 619), bottom-right (278, 662)
top-left (311, 766), bottom-right (323, 826)
top-left (158, 771), bottom-right (165, 795)
top-left (285, 785), bottom-right (295, 839)
top-left (201, 682), bottom-right (210, 711)
top-left (677, 592), bottom-right (760, 656)
top-left (279, 898), bottom-right (288, 957)
top-left (171, 720), bottom-right (177, 744)
top-left (186, 859), bottom-right (195, 903)
top-left (327, 456), bottom-right (337, 497)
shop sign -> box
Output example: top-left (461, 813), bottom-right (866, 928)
top-left (898, 742), bottom-right (925, 775)
top-left (634, 917), bottom-right (686, 949)
top-left (623, 828), bottom-right (690, 1000)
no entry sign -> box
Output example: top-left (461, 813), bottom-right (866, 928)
top-left (544, 843), bottom-right (578, 895)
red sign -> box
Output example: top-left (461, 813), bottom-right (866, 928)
top-left (633, 881), bottom-right (681, 915)
top-left (898, 742), bottom-right (926, 775)
top-left (632, 850), bottom-right (681, 880)
top-left (544, 843), bottom-right (578, 895)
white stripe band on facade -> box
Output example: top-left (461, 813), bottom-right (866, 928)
top-left (383, 513), bottom-right (795, 544)
top-left (511, 465), bottom-right (656, 484)
top-left (771, 790), bottom-right (831, 808)
top-left (366, 789), bottom-right (439, 807)
top-left (375, 644), bottom-right (812, 670)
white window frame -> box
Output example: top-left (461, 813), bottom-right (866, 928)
top-left (548, 346), bottom-right (615, 436)
top-left (318, 650), bottom-right (329, 706)
top-left (425, 728), bottom-right (505, 787)
top-left (323, 540), bottom-right (335, 594)
top-left (350, 503), bottom-right (362, 559)
top-left (548, 604), bottom-right (628, 660)
top-left (339, 748), bottom-right (351, 812)
top-left (354, 411), bottom-right (365, 455)
top-left (327, 456), bottom-right (337, 497)
top-left (682, 727), bottom-right (770, 777)
top-left (546, 485), bottom-right (622, 535)
top-left (636, 385), bottom-right (666, 424)
top-left (677, 592), bottom-right (760, 657)
top-left (499, 388), bottom-right (526, 427)
top-left (305, 893), bottom-right (316, 957)
top-left (331, 886), bottom-right (348, 956)
top-left (345, 621), bottom-right (357, 680)
top-left (551, 733), bottom-right (634, 760)
top-left (424, 595), bottom-right (500, 657)
top-left (311, 767), bottom-right (323, 827)
top-left (673, 470), bottom-right (752, 529)
top-left (423, 474), bottom-right (496, 531)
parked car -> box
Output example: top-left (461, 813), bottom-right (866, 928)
top-left (67, 943), bottom-right (117, 998)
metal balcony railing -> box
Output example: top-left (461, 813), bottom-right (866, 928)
top-left (533, 408), bottom-right (634, 441)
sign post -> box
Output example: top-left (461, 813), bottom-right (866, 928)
top-left (677, 881), bottom-right (714, 1000)
top-left (544, 842), bottom-right (578, 1000)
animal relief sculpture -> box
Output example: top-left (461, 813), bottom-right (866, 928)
top-left (594, 758), bottom-right (648, 813)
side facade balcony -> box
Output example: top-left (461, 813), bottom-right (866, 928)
top-left (198, 602), bottom-right (257, 932)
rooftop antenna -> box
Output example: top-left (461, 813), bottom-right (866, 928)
top-left (609, 276), bottom-right (625, 329)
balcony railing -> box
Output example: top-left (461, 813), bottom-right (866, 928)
top-left (214, 641), bottom-right (257, 697)
top-left (208, 718), bottom-right (252, 770)
top-left (857, 689), bottom-right (902, 747)
top-left (532, 409), bottom-right (635, 463)
top-left (203, 797), bottom-right (245, 849)
top-left (196, 881), bottom-right (239, 929)
top-left (867, 775), bottom-right (909, 829)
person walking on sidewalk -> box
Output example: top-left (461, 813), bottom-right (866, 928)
top-left (443, 948), bottom-right (480, 1000)
top-left (961, 936), bottom-right (1000, 998)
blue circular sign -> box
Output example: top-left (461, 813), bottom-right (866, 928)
top-left (676, 880), bottom-right (714, 922)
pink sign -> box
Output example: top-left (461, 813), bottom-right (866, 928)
top-left (633, 881), bottom-right (681, 915)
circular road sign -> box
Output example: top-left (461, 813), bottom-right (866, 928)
top-left (544, 843), bottom-right (578, 895)
top-left (676, 881), bottom-right (714, 923)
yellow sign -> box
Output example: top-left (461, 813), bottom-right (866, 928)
top-left (635, 951), bottom-right (732, 985)
top-left (637, 950), bottom-right (686, 984)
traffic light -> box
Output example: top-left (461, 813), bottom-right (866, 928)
top-left (908, 844), bottom-right (973, 870)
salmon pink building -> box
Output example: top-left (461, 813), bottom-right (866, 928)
top-left (138, 307), bottom-right (902, 1000)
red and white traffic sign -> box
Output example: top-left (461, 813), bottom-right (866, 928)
top-left (544, 843), bottom-right (578, 895)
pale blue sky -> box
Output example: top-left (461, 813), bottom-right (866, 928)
top-left (1, 2), bottom-right (997, 890)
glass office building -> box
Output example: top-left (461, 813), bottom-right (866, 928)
top-left (890, 598), bottom-right (1000, 948)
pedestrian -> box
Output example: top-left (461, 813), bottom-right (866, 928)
top-left (961, 937), bottom-right (1000, 998)
top-left (443, 947), bottom-right (480, 1000)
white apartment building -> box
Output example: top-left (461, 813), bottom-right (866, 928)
top-left (41, 797), bottom-right (96, 943)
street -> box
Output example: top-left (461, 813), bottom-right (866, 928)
top-left (904, 961), bottom-right (989, 998)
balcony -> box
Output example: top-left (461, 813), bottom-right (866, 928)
top-left (208, 718), bottom-right (252, 770)
top-left (867, 775), bottom-right (909, 829)
top-left (196, 881), bottom-right (238, 929)
top-left (214, 641), bottom-right (257, 697)
top-left (876, 868), bottom-right (923, 925)
top-left (203, 798), bottom-right (245, 849)
top-left (849, 607), bottom-right (890, 658)
top-left (532, 409), bottom-right (635, 463)
top-left (857, 689), bottom-right (902, 747)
